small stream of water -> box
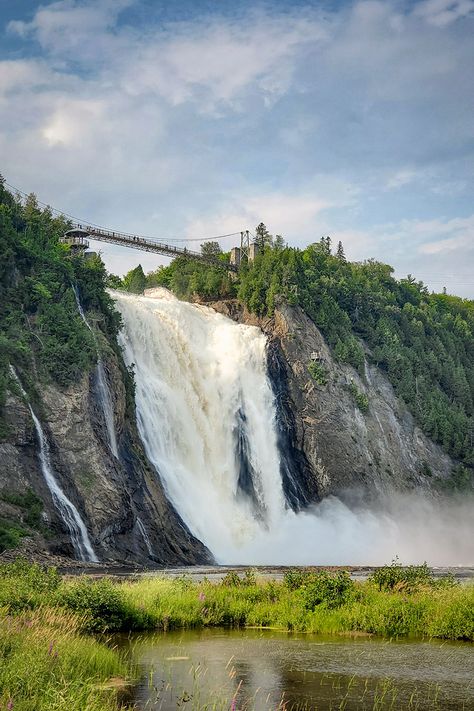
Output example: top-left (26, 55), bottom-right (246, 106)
top-left (72, 284), bottom-right (119, 459)
top-left (9, 366), bottom-right (97, 562)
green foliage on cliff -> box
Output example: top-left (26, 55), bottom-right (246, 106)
top-left (144, 255), bottom-right (236, 300)
top-left (0, 179), bottom-right (120, 433)
top-left (122, 263), bottom-right (146, 293)
top-left (348, 382), bottom-right (370, 413)
top-left (307, 361), bottom-right (328, 386)
top-left (160, 228), bottom-right (474, 467)
top-left (0, 519), bottom-right (27, 553)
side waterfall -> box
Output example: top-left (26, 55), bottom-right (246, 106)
top-left (72, 285), bottom-right (119, 459)
top-left (136, 517), bottom-right (154, 558)
top-left (9, 366), bottom-right (98, 562)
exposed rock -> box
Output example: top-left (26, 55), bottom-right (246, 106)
top-left (209, 299), bottom-right (454, 503)
top-left (0, 345), bottom-right (211, 565)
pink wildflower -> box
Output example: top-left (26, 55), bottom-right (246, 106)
top-left (198, 591), bottom-right (206, 601)
top-left (7, 699), bottom-right (14, 710)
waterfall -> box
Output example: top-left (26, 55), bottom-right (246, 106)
top-left (72, 284), bottom-right (119, 459)
top-left (114, 288), bottom-right (286, 560)
top-left (113, 289), bottom-right (474, 565)
top-left (9, 367), bottom-right (98, 563)
top-left (136, 517), bottom-right (154, 558)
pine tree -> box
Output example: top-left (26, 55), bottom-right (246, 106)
top-left (336, 241), bottom-right (346, 261)
top-left (123, 264), bottom-right (146, 293)
top-left (274, 235), bottom-right (286, 250)
top-left (255, 223), bottom-right (272, 250)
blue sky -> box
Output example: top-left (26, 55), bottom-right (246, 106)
top-left (1, 0), bottom-right (473, 295)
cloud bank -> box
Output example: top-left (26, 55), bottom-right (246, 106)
top-left (0, 0), bottom-right (473, 293)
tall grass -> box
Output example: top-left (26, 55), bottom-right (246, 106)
top-left (1, 561), bottom-right (472, 640)
top-left (117, 574), bottom-right (474, 640)
top-left (0, 608), bottom-right (130, 711)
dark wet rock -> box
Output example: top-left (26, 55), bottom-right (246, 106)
top-left (209, 299), bottom-right (454, 504)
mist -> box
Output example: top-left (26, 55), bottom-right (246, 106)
top-left (230, 493), bottom-right (474, 566)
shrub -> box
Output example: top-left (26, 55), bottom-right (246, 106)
top-left (284, 569), bottom-right (313, 591)
top-left (243, 569), bottom-right (257, 586)
top-left (348, 382), bottom-right (369, 413)
top-left (58, 578), bottom-right (142, 632)
top-left (221, 571), bottom-right (242, 587)
top-left (308, 361), bottom-right (327, 385)
top-left (303, 571), bottom-right (355, 610)
top-left (370, 559), bottom-right (433, 593)
top-left (0, 518), bottom-right (27, 552)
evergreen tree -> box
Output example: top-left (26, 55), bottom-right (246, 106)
top-left (336, 241), bottom-right (346, 261)
top-left (105, 274), bottom-right (123, 289)
top-left (255, 223), bottom-right (273, 250)
top-left (123, 264), bottom-right (146, 293)
top-left (274, 235), bottom-right (286, 250)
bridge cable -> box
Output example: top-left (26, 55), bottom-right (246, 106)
top-left (4, 181), bottom-right (244, 244)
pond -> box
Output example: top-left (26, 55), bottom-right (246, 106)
top-left (123, 628), bottom-right (474, 710)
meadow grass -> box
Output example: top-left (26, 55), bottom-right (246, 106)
top-left (0, 561), bottom-right (133, 710)
top-left (117, 573), bottom-right (474, 640)
top-left (0, 608), bottom-right (130, 711)
top-left (0, 561), bottom-right (473, 710)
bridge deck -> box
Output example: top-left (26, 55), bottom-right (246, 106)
top-left (67, 225), bottom-right (237, 270)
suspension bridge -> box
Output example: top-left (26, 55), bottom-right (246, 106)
top-left (4, 180), bottom-right (257, 270)
top-left (60, 225), bottom-right (254, 271)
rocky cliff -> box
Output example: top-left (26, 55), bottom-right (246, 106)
top-left (209, 299), bottom-right (455, 504)
top-left (1, 292), bottom-right (457, 565)
top-left (0, 335), bottom-right (210, 566)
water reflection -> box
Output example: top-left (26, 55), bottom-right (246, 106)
top-left (126, 628), bottom-right (474, 710)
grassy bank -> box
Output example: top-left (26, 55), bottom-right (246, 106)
top-left (0, 562), bottom-right (131, 711)
top-left (0, 560), bottom-right (473, 709)
top-left (117, 572), bottom-right (474, 640)
top-left (0, 609), bottom-right (129, 711)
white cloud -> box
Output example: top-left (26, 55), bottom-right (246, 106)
top-left (417, 215), bottom-right (474, 254)
top-left (183, 191), bottom-right (335, 246)
top-left (331, 215), bottom-right (474, 296)
top-left (385, 169), bottom-right (420, 190)
top-left (8, 0), bottom-right (134, 56)
top-left (413, 0), bottom-right (474, 27)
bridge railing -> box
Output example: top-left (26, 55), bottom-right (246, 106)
top-left (71, 224), bottom-right (236, 270)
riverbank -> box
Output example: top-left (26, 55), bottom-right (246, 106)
top-left (1, 560), bottom-right (473, 709)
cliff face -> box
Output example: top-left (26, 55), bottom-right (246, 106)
top-left (1, 292), bottom-right (456, 564)
top-left (209, 299), bottom-right (454, 503)
top-left (0, 341), bottom-right (210, 566)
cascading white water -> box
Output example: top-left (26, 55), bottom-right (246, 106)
top-left (9, 366), bottom-right (98, 562)
top-left (72, 284), bottom-right (119, 459)
top-left (136, 517), bottom-right (154, 558)
top-left (114, 289), bottom-right (474, 565)
top-left (115, 288), bottom-right (289, 561)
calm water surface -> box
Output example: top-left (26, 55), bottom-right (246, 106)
top-left (124, 628), bottom-right (474, 710)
